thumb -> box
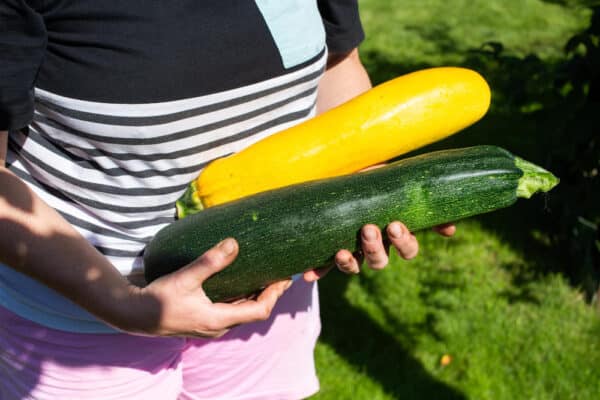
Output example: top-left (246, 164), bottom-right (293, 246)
top-left (176, 238), bottom-right (239, 290)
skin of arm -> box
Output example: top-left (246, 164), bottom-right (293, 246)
top-left (0, 131), bottom-right (290, 337)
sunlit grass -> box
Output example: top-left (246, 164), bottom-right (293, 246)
top-left (358, 0), bottom-right (591, 75)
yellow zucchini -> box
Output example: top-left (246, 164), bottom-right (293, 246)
top-left (177, 67), bottom-right (491, 216)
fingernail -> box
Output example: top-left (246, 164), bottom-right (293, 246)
top-left (389, 223), bottom-right (403, 238)
top-left (335, 256), bottom-right (350, 269)
top-left (218, 238), bottom-right (235, 255)
top-left (363, 227), bottom-right (377, 241)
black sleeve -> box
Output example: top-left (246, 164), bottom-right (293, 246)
top-left (317, 0), bottom-right (365, 54)
top-left (0, 0), bottom-right (47, 130)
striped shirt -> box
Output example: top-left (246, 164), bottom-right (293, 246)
top-left (0, 1), bottom-right (364, 332)
top-left (9, 54), bottom-right (326, 276)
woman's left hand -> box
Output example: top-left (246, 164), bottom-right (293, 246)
top-left (303, 222), bottom-right (456, 282)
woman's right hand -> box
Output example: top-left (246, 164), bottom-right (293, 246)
top-left (122, 238), bottom-right (291, 338)
top-left (2, 133), bottom-right (289, 339)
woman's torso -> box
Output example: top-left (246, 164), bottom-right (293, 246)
top-left (1, 0), bottom-right (327, 332)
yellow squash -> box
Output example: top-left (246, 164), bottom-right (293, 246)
top-left (177, 67), bottom-right (491, 217)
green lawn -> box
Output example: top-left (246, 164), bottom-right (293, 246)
top-left (311, 1), bottom-right (600, 399)
top-left (358, 0), bottom-right (590, 72)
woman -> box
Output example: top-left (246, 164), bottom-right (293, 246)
top-left (0, 1), bottom-right (454, 398)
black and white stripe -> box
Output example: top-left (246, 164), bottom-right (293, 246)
top-left (7, 51), bottom-right (326, 275)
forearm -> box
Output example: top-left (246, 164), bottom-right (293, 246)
top-left (0, 131), bottom-right (137, 329)
top-left (316, 48), bottom-right (372, 114)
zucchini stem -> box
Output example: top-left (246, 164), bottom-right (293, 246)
top-left (176, 181), bottom-right (204, 218)
top-left (515, 157), bottom-right (559, 199)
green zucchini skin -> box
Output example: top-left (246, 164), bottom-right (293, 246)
top-left (143, 145), bottom-right (546, 302)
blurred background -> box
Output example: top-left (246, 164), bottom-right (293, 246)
top-left (312, 1), bottom-right (600, 398)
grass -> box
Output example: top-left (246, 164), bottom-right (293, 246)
top-left (314, 223), bottom-right (600, 399)
top-left (311, 1), bottom-right (600, 399)
top-left (358, 0), bottom-right (591, 77)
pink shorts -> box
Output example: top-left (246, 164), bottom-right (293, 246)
top-left (0, 280), bottom-right (321, 400)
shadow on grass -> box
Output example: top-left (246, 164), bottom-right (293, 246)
top-left (317, 271), bottom-right (466, 400)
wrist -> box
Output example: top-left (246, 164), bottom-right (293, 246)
top-left (110, 285), bottom-right (162, 335)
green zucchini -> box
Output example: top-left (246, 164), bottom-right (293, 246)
top-left (143, 145), bottom-right (558, 302)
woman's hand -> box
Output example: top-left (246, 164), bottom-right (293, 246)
top-left (124, 238), bottom-right (291, 338)
top-left (303, 222), bottom-right (456, 282)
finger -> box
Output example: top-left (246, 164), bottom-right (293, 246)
top-left (177, 238), bottom-right (239, 289)
top-left (433, 223), bottom-right (456, 237)
top-left (387, 221), bottom-right (419, 260)
top-left (361, 224), bottom-right (388, 270)
top-left (213, 279), bottom-right (292, 327)
top-left (303, 266), bottom-right (334, 282)
top-left (334, 249), bottom-right (361, 274)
